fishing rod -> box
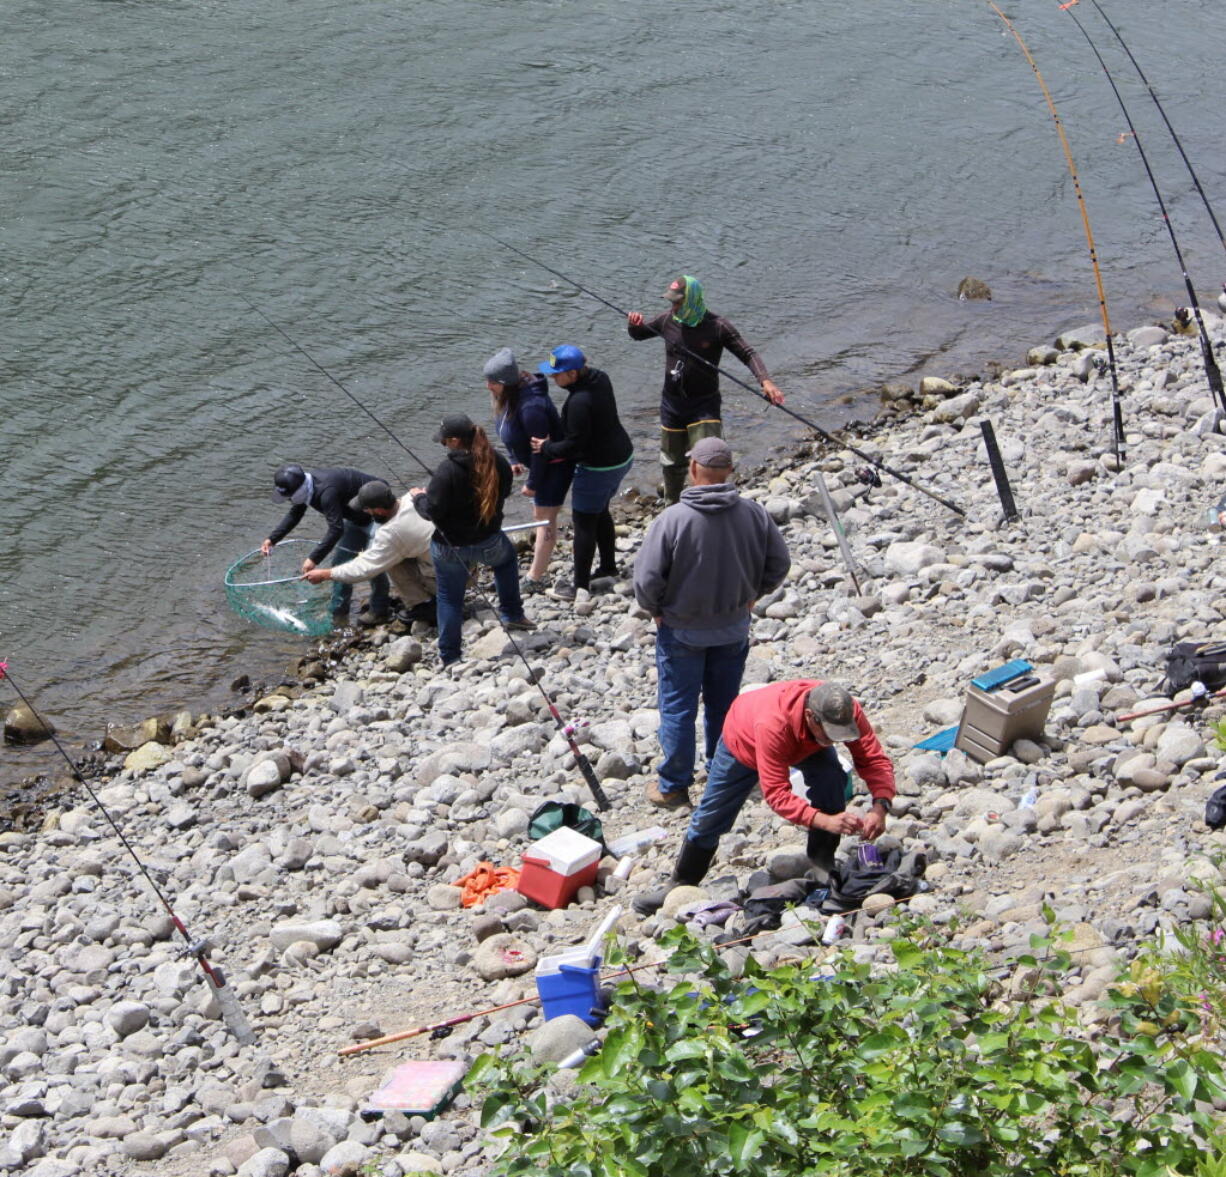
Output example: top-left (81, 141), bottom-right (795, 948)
top-left (484, 233), bottom-right (968, 519)
top-left (988, 2), bottom-right (1126, 465)
top-left (338, 893), bottom-right (916, 1056)
top-left (240, 299), bottom-right (610, 811)
top-left (0, 661), bottom-right (258, 1046)
top-left (1072, 0), bottom-right (1225, 259)
top-left (1056, 0), bottom-right (1226, 416)
top-left (339, 887), bottom-right (1165, 1058)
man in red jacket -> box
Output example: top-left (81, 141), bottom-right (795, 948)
top-left (635, 679), bottom-right (895, 915)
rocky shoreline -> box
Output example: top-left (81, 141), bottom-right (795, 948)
top-left (4, 308), bottom-right (1226, 1177)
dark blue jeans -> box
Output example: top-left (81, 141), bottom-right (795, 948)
top-left (331, 519), bottom-right (390, 615)
top-left (431, 533), bottom-right (524, 665)
top-left (686, 737), bottom-right (848, 851)
top-left (655, 624), bottom-right (749, 795)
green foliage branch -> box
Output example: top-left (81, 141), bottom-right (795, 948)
top-left (472, 917), bottom-right (1226, 1177)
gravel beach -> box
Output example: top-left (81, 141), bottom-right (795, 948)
top-left (4, 309), bottom-right (1226, 1177)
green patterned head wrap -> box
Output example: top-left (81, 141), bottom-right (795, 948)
top-left (669, 275), bottom-right (707, 327)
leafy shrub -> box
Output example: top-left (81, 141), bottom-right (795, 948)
top-left (473, 919), bottom-right (1226, 1177)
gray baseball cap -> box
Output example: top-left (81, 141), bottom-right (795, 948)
top-left (805, 682), bottom-right (861, 742)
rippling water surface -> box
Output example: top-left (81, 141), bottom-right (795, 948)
top-left (3, 0), bottom-right (1224, 781)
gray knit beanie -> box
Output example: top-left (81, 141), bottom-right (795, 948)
top-left (483, 348), bottom-right (519, 387)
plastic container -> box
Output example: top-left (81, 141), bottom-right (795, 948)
top-left (536, 955), bottom-right (605, 1025)
top-left (517, 827), bottom-right (603, 909)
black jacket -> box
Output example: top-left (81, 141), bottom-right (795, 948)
top-left (628, 311), bottom-right (768, 428)
top-left (539, 367), bottom-right (633, 469)
top-left (415, 449), bottom-right (513, 546)
top-left (268, 467), bottom-right (381, 564)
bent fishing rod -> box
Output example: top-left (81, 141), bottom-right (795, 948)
top-left (239, 298), bottom-right (610, 811)
top-left (1074, 0), bottom-right (1225, 259)
top-left (483, 233), bottom-right (967, 519)
top-left (989, 1), bottom-right (1126, 465)
top-left (1056, 0), bottom-right (1226, 415)
top-left (0, 662), bottom-right (258, 1045)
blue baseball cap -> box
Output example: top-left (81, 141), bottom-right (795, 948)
top-left (538, 344), bottom-right (586, 375)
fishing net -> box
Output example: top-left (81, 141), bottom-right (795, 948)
top-left (224, 540), bottom-right (334, 637)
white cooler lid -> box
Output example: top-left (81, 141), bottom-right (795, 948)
top-left (524, 826), bottom-right (603, 875)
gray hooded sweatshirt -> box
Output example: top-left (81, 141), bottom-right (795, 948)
top-left (633, 481), bottom-right (791, 632)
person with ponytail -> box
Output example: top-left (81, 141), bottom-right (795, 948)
top-left (414, 413), bottom-right (533, 667)
top-left (484, 347), bottom-right (573, 592)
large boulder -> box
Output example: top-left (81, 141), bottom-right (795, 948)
top-left (124, 741), bottom-right (174, 773)
top-left (103, 716), bottom-right (171, 753)
top-left (3, 704), bottom-right (56, 745)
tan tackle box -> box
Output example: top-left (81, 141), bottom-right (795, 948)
top-left (955, 672), bottom-right (1055, 764)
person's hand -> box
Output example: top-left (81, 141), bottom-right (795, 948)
top-left (762, 379), bottom-right (784, 406)
top-left (653, 616), bottom-right (662, 626)
top-left (530, 436), bottom-right (546, 453)
top-left (520, 484), bottom-right (535, 497)
top-left (301, 558), bottom-right (316, 574)
top-left (511, 463), bottom-right (527, 476)
top-left (628, 311), bottom-right (644, 328)
top-left (260, 539), bottom-right (274, 556)
top-left (860, 804), bottom-right (887, 841)
top-left (303, 568), bottom-right (330, 585)
top-left (812, 811), bottom-right (863, 836)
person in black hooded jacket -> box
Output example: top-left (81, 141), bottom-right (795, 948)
top-left (413, 414), bottom-right (533, 667)
top-left (531, 345), bottom-right (634, 601)
top-left (262, 464), bottom-right (390, 626)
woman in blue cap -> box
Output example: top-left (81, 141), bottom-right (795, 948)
top-left (531, 346), bottom-right (634, 601)
top-left (484, 347), bottom-right (572, 593)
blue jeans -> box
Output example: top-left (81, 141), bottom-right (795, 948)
top-left (655, 624), bottom-right (749, 795)
top-left (431, 533), bottom-right (524, 665)
top-left (331, 519), bottom-right (390, 615)
top-left (686, 737), bottom-right (848, 850)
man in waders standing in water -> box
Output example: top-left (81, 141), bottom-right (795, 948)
top-left (627, 275), bottom-right (784, 504)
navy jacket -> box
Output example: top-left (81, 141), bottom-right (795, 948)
top-left (494, 375), bottom-right (566, 491)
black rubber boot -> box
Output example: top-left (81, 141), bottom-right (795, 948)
top-left (806, 827), bottom-right (840, 875)
top-left (632, 840), bottom-right (718, 916)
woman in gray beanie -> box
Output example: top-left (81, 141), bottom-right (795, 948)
top-left (485, 347), bottom-right (572, 591)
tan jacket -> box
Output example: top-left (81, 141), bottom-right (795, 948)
top-left (330, 498), bottom-right (436, 607)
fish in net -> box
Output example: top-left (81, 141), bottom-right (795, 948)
top-left (224, 539), bottom-right (335, 636)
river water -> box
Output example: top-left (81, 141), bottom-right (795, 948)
top-left (3, 0), bottom-right (1224, 783)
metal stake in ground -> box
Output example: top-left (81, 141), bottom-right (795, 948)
top-left (812, 471), bottom-right (862, 594)
top-left (980, 420), bottom-right (1019, 524)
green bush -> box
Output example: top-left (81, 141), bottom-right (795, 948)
top-left (472, 919), bottom-right (1226, 1177)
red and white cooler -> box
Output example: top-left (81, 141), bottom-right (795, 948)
top-left (516, 827), bottom-right (603, 909)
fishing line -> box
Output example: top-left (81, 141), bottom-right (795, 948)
top-left (1056, 0), bottom-right (1226, 415)
top-left (1073, 0), bottom-right (1226, 258)
top-left (482, 233), bottom-right (968, 519)
top-left (239, 299), bottom-right (610, 811)
top-left (0, 661), bottom-right (257, 1044)
top-left (988, 2), bottom-right (1126, 464)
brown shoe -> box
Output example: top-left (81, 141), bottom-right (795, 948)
top-left (646, 782), bottom-right (690, 809)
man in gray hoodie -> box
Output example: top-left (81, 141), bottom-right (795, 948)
top-left (633, 437), bottom-right (791, 808)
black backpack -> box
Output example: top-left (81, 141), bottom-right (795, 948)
top-left (1162, 641), bottom-right (1226, 693)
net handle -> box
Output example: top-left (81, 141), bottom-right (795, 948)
top-left (224, 542), bottom-right (318, 589)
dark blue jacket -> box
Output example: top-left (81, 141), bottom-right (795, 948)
top-left (494, 375), bottom-right (566, 491)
